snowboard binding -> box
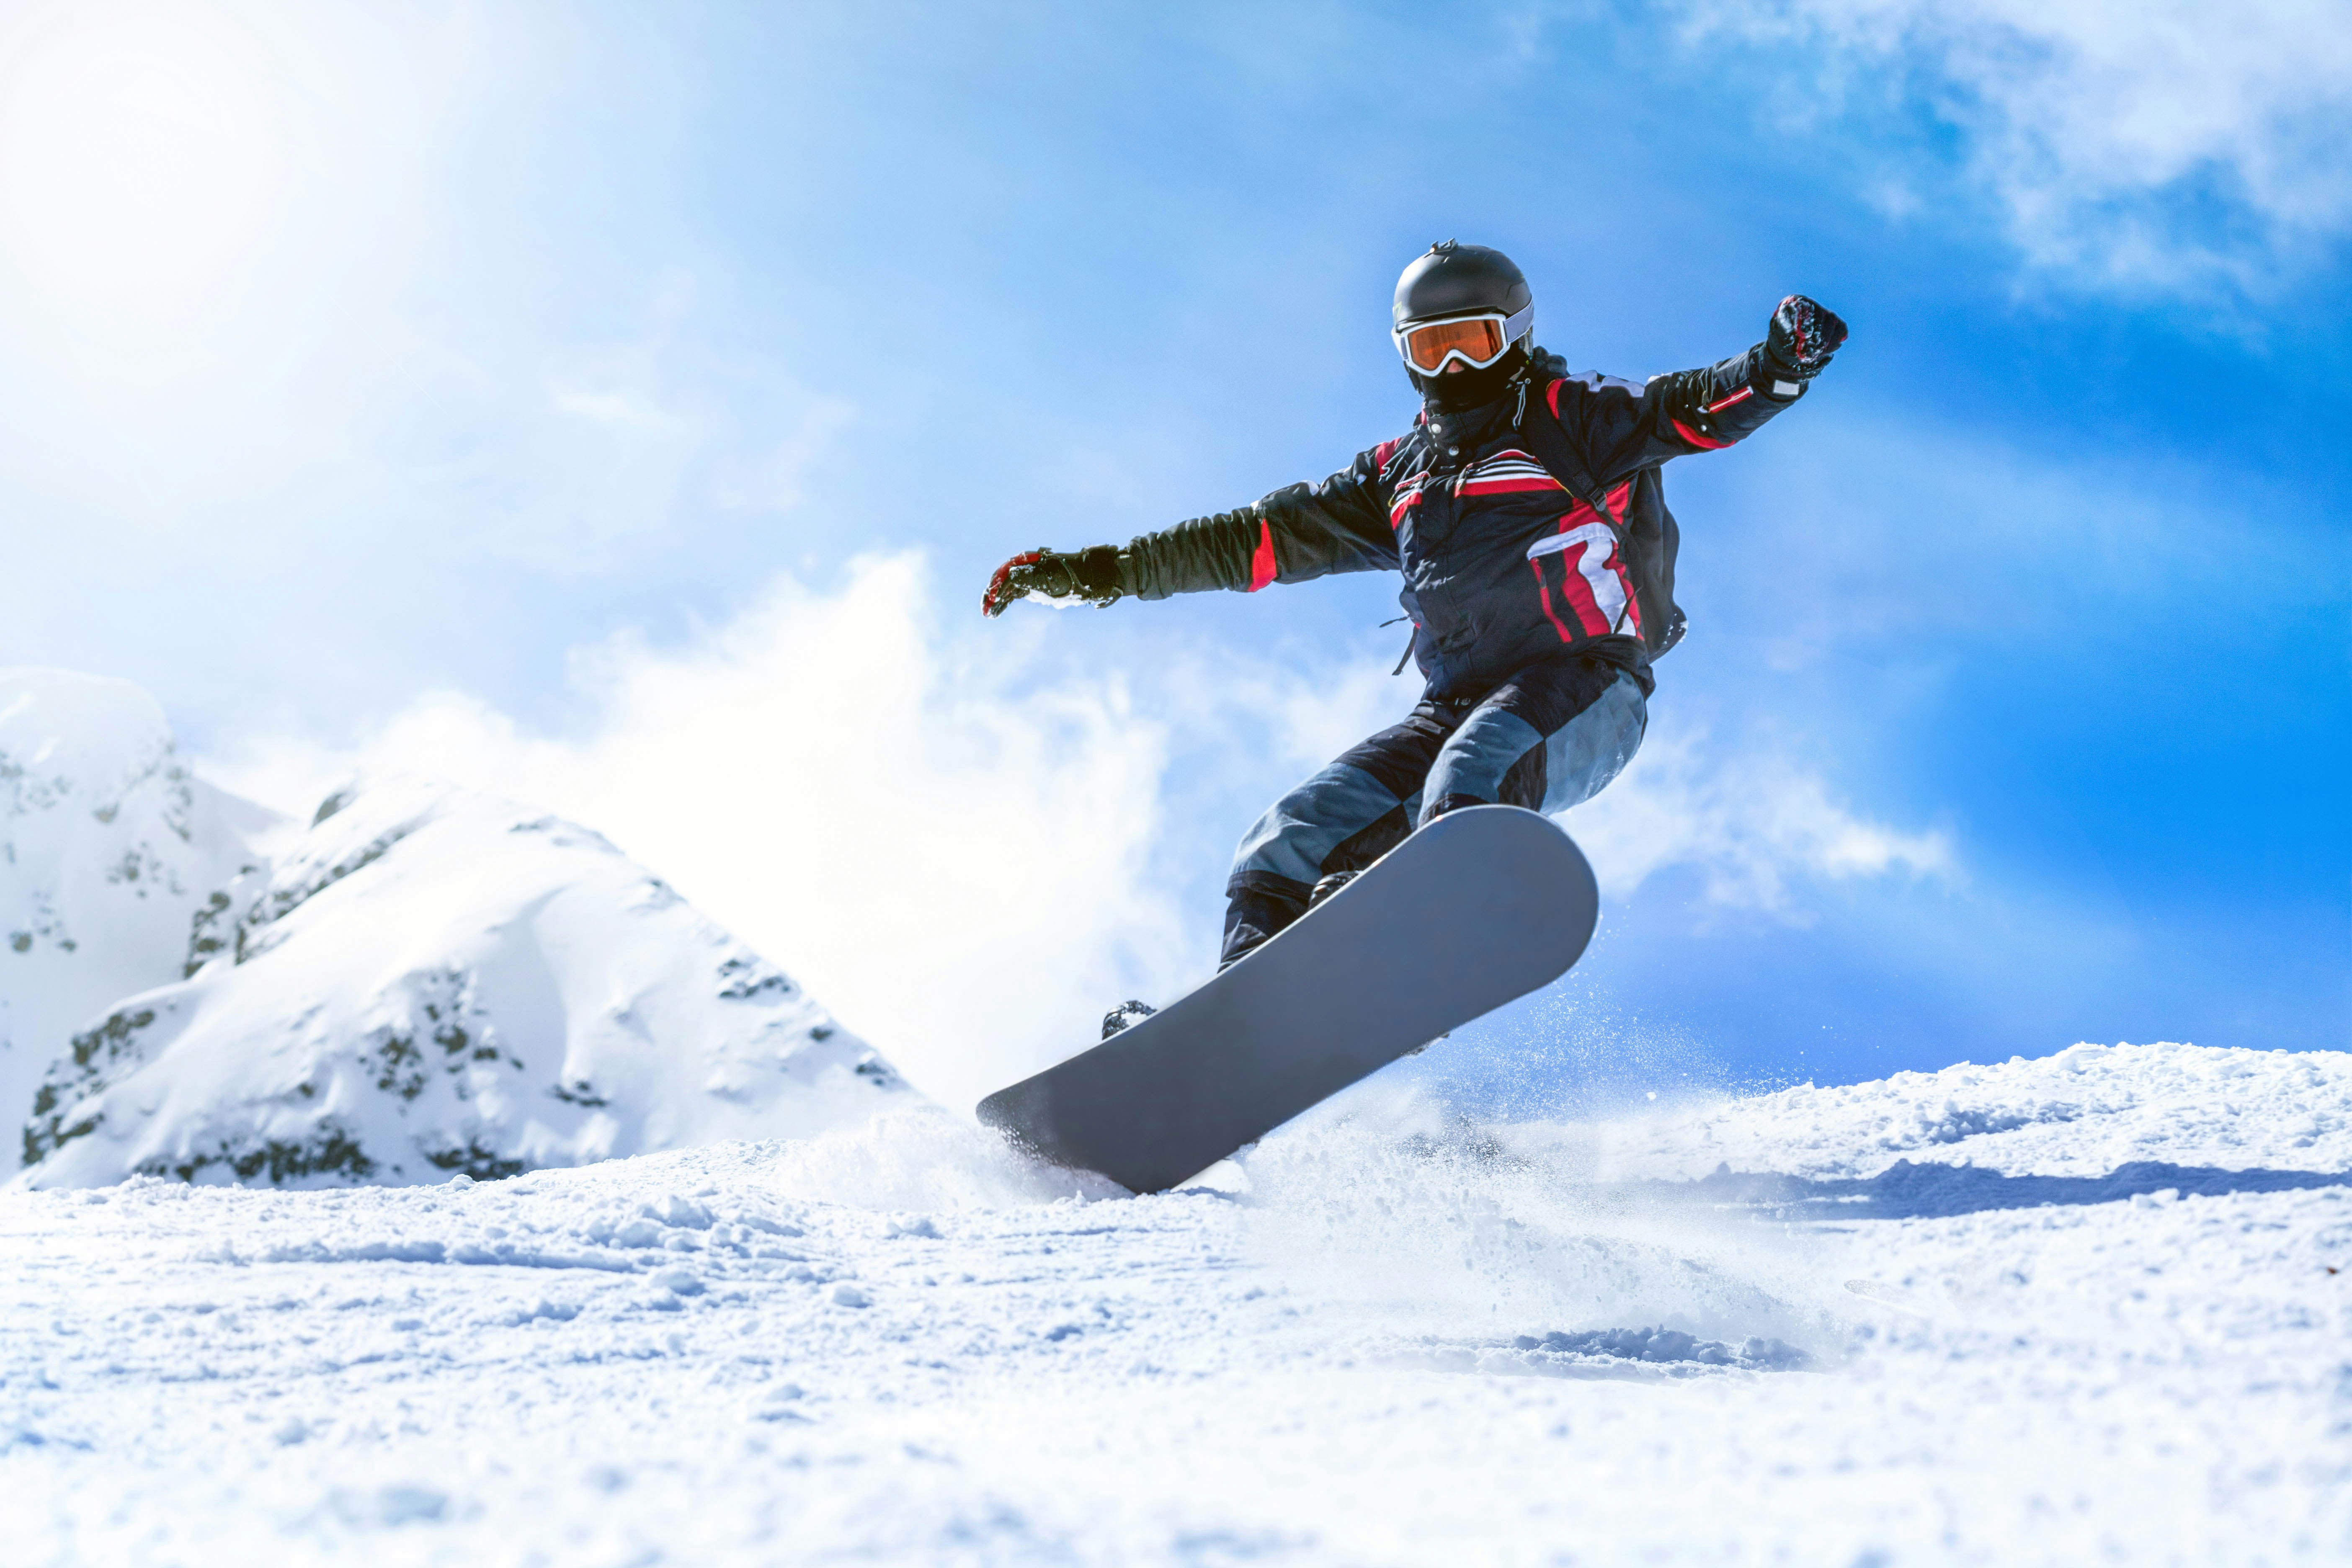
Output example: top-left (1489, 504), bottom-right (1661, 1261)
top-left (1101, 1000), bottom-right (1157, 1040)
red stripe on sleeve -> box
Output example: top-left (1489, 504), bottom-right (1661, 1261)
top-left (1704, 385), bottom-right (1754, 415)
top-left (1546, 378), bottom-right (1565, 418)
top-left (1672, 417), bottom-right (1732, 450)
top-left (1247, 521), bottom-right (1277, 592)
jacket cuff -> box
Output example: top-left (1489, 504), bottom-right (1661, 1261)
top-left (1754, 344), bottom-right (1810, 400)
top-left (1075, 544), bottom-right (1123, 598)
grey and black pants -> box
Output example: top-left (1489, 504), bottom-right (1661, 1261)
top-left (1222, 650), bottom-right (1647, 966)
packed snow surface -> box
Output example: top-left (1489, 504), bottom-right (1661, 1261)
top-left (6, 1040), bottom-right (2347, 1565)
top-left (1596, 1039), bottom-right (2352, 1181)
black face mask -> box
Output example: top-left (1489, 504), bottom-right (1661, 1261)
top-left (1408, 342), bottom-right (1531, 413)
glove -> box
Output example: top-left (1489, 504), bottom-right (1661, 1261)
top-left (981, 544), bottom-right (1125, 617)
top-left (1763, 294), bottom-right (1848, 383)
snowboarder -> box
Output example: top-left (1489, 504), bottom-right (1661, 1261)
top-left (982, 241), bottom-right (1844, 990)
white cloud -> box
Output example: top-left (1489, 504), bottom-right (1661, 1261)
top-left (209, 555), bottom-right (1417, 1112)
top-left (211, 554), bottom-right (1953, 1109)
top-left (1562, 720), bottom-right (1954, 917)
top-left (1684, 0), bottom-right (2352, 295)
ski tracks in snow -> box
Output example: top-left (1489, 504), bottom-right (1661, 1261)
top-left (3, 1060), bottom-right (2352, 1564)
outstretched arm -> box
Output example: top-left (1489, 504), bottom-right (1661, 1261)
top-left (1557, 295), bottom-right (1848, 490)
top-left (982, 443), bottom-right (1401, 616)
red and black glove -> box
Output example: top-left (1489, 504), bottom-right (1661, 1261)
top-left (981, 545), bottom-right (1126, 617)
top-left (1763, 295), bottom-right (1848, 384)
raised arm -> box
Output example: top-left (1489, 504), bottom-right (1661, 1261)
top-left (1555, 295), bottom-right (1848, 491)
top-left (982, 442), bottom-right (1401, 616)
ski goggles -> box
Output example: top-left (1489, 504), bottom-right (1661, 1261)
top-left (1393, 303), bottom-right (1534, 374)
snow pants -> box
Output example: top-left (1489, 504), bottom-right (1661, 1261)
top-left (1222, 650), bottom-right (1647, 967)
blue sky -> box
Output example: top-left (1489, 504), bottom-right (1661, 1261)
top-left (0, 1), bottom-right (2344, 1108)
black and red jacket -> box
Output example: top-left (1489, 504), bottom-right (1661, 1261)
top-left (1122, 343), bottom-right (1804, 701)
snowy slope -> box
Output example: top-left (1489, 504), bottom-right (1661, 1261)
top-left (16, 773), bottom-right (910, 1188)
top-left (4, 1041), bottom-right (2346, 1565)
top-left (1586, 1039), bottom-right (2352, 1181)
top-left (0, 667), bottom-right (276, 1127)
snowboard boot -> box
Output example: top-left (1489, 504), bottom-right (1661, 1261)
top-left (1219, 872), bottom-right (1360, 972)
top-left (1101, 1000), bottom-right (1158, 1040)
top-left (1220, 877), bottom-right (1309, 970)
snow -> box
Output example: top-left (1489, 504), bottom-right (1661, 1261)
top-left (1593, 1039), bottom-right (2352, 1180)
top-left (7, 1044), bottom-right (2349, 1564)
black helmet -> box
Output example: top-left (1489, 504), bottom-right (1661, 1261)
top-left (1393, 240), bottom-right (1532, 330)
top-left (1392, 240), bottom-right (1535, 408)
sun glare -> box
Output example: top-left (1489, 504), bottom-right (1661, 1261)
top-left (2, 17), bottom-right (276, 293)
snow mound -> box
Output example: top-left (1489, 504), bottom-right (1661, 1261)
top-left (1587, 1039), bottom-right (2352, 1181)
top-left (0, 667), bottom-right (278, 1122)
top-left (18, 773), bottom-right (913, 1187)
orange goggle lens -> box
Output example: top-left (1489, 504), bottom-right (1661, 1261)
top-left (1399, 315), bottom-right (1507, 373)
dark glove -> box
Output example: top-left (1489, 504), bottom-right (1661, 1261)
top-left (1763, 295), bottom-right (1848, 383)
top-left (980, 544), bottom-right (1125, 617)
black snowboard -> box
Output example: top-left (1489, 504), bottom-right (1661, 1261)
top-left (975, 804), bottom-right (1599, 1194)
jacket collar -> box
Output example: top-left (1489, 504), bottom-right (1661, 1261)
top-left (1421, 381), bottom-right (1518, 464)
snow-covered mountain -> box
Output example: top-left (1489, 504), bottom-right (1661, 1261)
top-left (0, 668), bottom-right (277, 1125)
top-left (2, 668), bottom-right (912, 1187)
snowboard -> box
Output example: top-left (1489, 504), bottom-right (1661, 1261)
top-left (975, 804), bottom-right (1599, 1194)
